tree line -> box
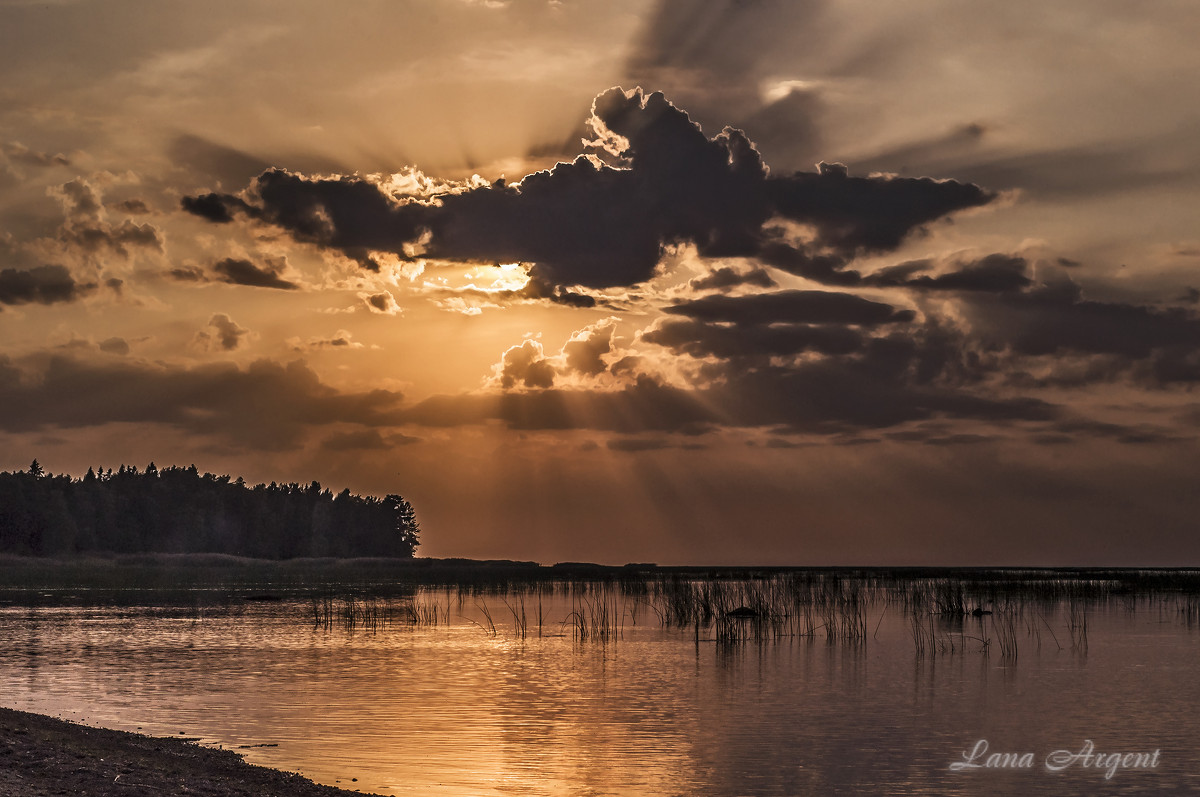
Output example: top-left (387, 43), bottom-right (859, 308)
top-left (0, 460), bottom-right (419, 559)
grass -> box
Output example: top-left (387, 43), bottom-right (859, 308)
top-left (7, 556), bottom-right (1200, 659)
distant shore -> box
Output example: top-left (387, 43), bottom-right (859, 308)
top-left (0, 706), bottom-right (379, 797)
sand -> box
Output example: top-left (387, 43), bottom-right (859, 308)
top-left (0, 707), bottom-right (381, 797)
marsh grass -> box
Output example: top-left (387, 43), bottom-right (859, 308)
top-left (990, 607), bottom-right (1020, 661)
top-left (563, 583), bottom-right (622, 642)
top-left (308, 592), bottom-right (386, 631)
top-left (502, 595), bottom-right (528, 639)
top-left (10, 557), bottom-right (1200, 660)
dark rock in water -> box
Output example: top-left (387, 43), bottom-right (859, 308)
top-left (970, 607), bottom-right (993, 616)
top-left (726, 606), bottom-right (761, 619)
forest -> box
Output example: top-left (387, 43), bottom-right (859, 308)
top-left (0, 461), bottom-right (419, 559)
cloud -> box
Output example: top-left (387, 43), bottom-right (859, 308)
top-left (2, 141), bottom-right (71, 168)
top-left (0, 355), bottom-right (404, 451)
top-left (403, 377), bottom-right (715, 433)
top-left (687, 265), bottom-right (776, 292)
top-left (98, 336), bottom-right (130, 355)
top-left (607, 437), bottom-right (674, 452)
top-left (319, 429), bottom-right (419, 451)
top-left (193, 313), bottom-right (251, 352)
top-left (167, 265), bottom-right (208, 283)
top-left (866, 254), bottom-right (1033, 293)
top-left (701, 360), bottom-right (1055, 433)
top-left (642, 318), bottom-right (863, 359)
top-left (63, 219), bottom-right (162, 256)
top-left (288, 329), bottom-right (364, 351)
top-left (180, 192), bottom-right (259, 224)
top-left (402, 366), bottom-right (1053, 435)
top-left (114, 198), bottom-right (152, 215)
top-left (964, 279), bottom-right (1200, 361)
top-left (0, 264), bottom-right (96, 306)
top-left (183, 87), bottom-right (992, 292)
top-left (765, 160), bottom-right (992, 254)
top-left (663, 290), bottom-right (914, 326)
top-left (361, 290), bottom-right (402, 315)
top-left (212, 257), bottom-right (300, 290)
top-left (496, 339), bottom-right (558, 389)
top-left (50, 179), bottom-right (163, 258)
top-left (561, 321), bottom-right (615, 376)
top-left (490, 320), bottom-right (620, 390)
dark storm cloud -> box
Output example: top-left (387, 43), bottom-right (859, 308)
top-left (0, 355), bottom-right (403, 451)
top-left (688, 265), bottom-right (776, 291)
top-left (0, 265), bottom-right (96, 306)
top-left (855, 267), bottom-right (1200, 387)
top-left (211, 257), bottom-right (299, 290)
top-left (755, 244), bottom-right (861, 287)
top-left (866, 254), bottom-right (1033, 293)
top-left (754, 240), bottom-right (1027, 294)
top-left (765, 161), bottom-right (992, 254)
top-left (664, 290), bottom-right (913, 326)
top-left (642, 318), bottom-right (863, 359)
top-left (180, 193), bottom-right (260, 224)
top-left (183, 88), bottom-right (992, 291)
top-left (967, 280), bottom-right (1200, 359)
top-left (705, 361), bottom-right (1054, 433)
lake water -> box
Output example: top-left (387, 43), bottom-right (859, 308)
top-left (1, 579), bottom-right (1198, 795)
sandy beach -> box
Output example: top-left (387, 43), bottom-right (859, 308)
top-left (0, 707), bottom-right (378, 797)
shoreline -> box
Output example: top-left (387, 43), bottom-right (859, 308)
top-left (0, 706), bottom-right (380, 797)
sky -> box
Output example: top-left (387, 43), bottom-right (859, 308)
top-left (3, 0), bottom-right (1200, 565)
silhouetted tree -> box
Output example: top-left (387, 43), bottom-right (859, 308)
top-left (0, 462), bottom-right (420, 559)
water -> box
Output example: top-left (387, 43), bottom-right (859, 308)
top-left (1, 582), bottom-right (1198, 795)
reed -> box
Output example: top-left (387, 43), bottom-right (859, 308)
top-left (160, 567), bottom-right (1200, 657)
top-left (990, 606), bottom-right (1019, 661)
top-left (502, 595), bottom-right (528, 639)
top-left (1067, 601), bottom-right (1088, 653)
top-left (473, 599), bottom-right (497, 637)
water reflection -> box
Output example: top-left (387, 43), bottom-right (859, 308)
top-left (0, 581), bottom-right (1197, 795)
